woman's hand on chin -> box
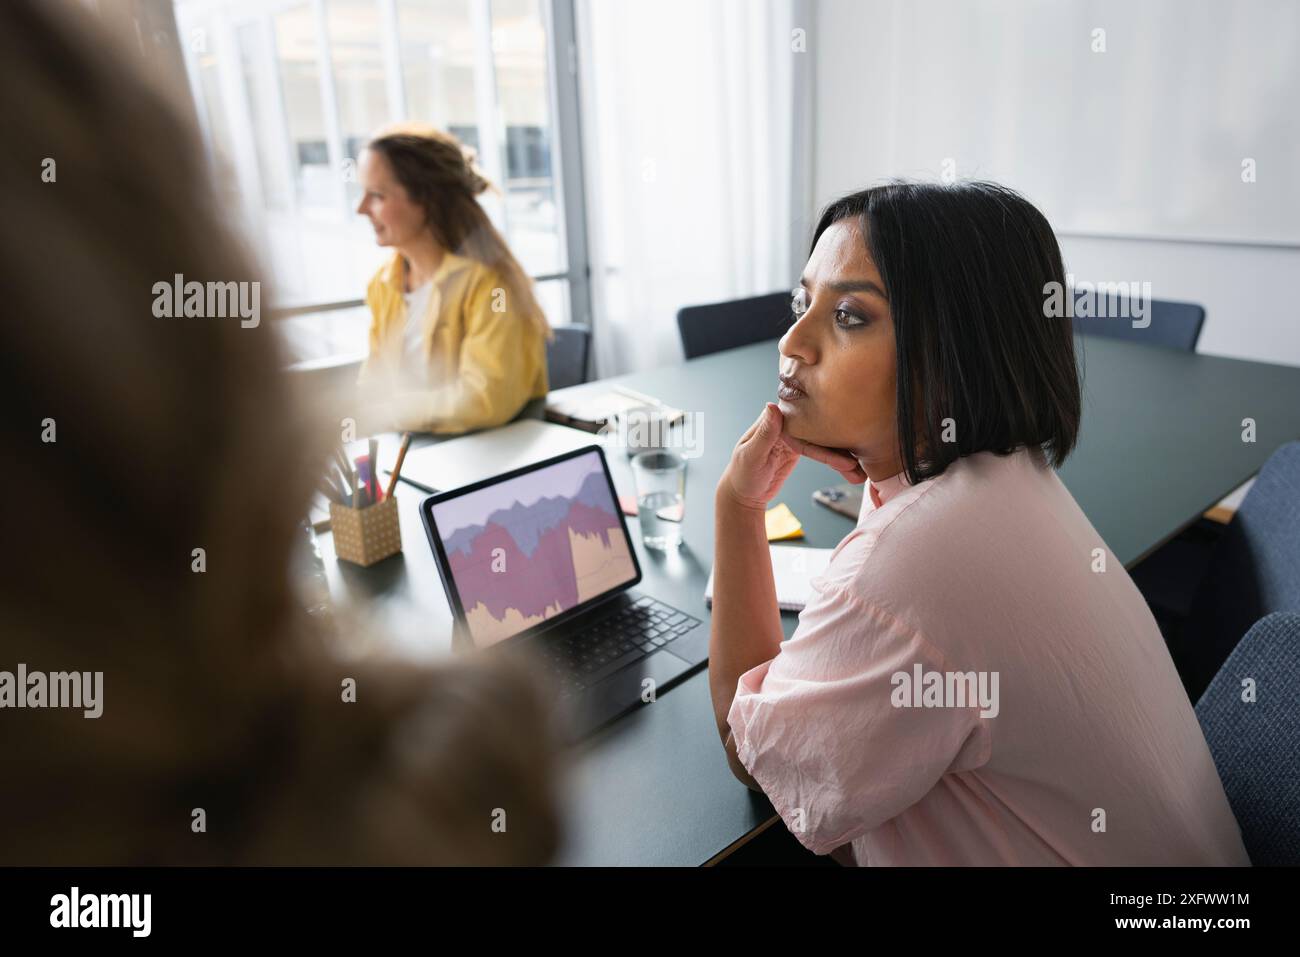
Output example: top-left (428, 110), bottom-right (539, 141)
top-left (717, 402), bottom-right (867, 513)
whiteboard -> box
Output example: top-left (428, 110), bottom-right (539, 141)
top-left (868, 0), bottom-right (1300, 246)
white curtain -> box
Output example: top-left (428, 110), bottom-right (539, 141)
top-left (575, 0), bottom-right (814, 377)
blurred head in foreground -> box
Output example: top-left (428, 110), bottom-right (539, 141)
top-left (0, 0), bottom-right (561, 865)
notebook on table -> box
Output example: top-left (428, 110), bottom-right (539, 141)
top-left (704, 545), bottom-right (833, 611)
top-left (392, 419), bottom-right (600, 494)
top-left (545, 383), bottom-right (686, 434)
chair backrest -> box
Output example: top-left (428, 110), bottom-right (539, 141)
top-left (285, 352), bottom-right (366, 402)
top-left (1195, 611), bottom-right (1300, 865)
top-left (676, 291), bottom-right (793, 360)
top-left (546, 323), bottom-right (590, 390)
top-left (1181, 441), bottom-right (1300, 700)
top-left (1071, 293), bottom-right (1205, 351)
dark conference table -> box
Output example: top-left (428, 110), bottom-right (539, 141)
top-left (315, 335), bottom-right (1300, 865)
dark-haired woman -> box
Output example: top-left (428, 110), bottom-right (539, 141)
top-left (355, 124), bottom-right (551, 434)
top-left (708, 182), bottom-right (1249, 866)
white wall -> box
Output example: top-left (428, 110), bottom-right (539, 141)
top-left (811, 0), bottom-right (1300, 367)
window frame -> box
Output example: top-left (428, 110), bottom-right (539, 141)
top-left (177, 0), bottom-right (592, 344)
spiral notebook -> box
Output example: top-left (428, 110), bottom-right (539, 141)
top-left (704, 545), bottom-right (834, 612)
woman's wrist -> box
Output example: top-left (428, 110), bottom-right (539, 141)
top-left (715, 474), bottom-right (769, 515)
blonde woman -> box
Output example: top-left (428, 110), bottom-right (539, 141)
top-left (355, 125), bottom-right (552, 434)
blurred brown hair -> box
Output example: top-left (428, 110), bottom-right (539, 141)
top-left (0, 0), bottom-right (561, 865)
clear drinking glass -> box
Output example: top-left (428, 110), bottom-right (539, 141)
top-left (631, 451), bottom-right (686, 549)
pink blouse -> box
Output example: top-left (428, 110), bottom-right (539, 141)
top-left (727, 447), bottom-right (1249, 865)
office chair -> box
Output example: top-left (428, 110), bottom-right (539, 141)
top-left (1146, 441), bottom-right (1300, 703)
top-left (1178, 441), bottom-right (1300, 699)
top-left (1071, 291), bottom-right (1205, 351)
top-left (286, 352), bottom-right (367, 401)
top-left (1196, 612), bottom-right (1300, 865)
top-left (676, 291), bottom-right (794, 360)
top-left (546, 323), bottom-right (591, 390)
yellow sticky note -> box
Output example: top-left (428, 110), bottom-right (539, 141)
top-left (765, 502), bottom-right (804, 541)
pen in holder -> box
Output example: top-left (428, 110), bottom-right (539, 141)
top-left (329, 495), bottom-right (401, 567)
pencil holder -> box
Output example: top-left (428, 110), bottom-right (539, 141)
top-left (329, 496), bottom-right (401, 567)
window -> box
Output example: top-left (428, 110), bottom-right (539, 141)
top-left (174, 0), bottom-right (587, 363)
top-left (238, 18), bottom-right (293, 212)
top-left (274, 5), bottom-right (333, 211)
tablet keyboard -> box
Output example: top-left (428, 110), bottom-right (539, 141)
top-left (537, 597), bottom-right (702, 697)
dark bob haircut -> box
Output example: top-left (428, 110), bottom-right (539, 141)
top-left (810, 181), bottom-right (1082, 486)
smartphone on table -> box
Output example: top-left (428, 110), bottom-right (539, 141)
top-left (812, 482), bottom-right (864, 520)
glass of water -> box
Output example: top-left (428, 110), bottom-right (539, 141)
top-left (631, 450), bottom-right (686, 549)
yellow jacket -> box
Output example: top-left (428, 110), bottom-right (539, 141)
top-left (358, 250), bottom-right (550, 434)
